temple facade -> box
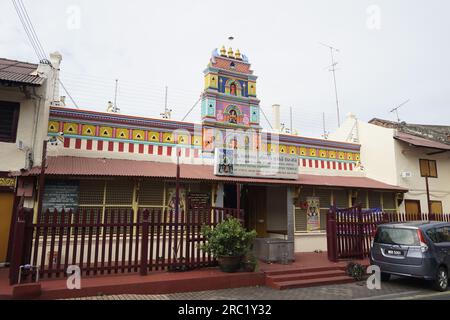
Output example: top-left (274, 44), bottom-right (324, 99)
top-left (8, 47), bottom-right (406, 257)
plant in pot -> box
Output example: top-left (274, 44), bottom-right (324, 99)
top-left (241, 250), bottom-right (258, 272)
top-left (201, 217), bottom-right (257, 273)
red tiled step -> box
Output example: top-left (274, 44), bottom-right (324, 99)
top-left (266, 270), bottom-right (347, 285)
top-left (269, 275), bottom-right (354, 290)
top-left (264, 266), bottom-right (346, 277)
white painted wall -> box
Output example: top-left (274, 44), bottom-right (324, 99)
top-left (0, 57), bottom-right (60, 172)
top-left (394, 142), bottom-right (450, 213)
top-left (331, 113), bottom-right (450, 213)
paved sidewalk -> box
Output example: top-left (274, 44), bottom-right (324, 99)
top-left (69, 276), bottom-right (443, 300)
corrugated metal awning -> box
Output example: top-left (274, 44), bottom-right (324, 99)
top-left (17, 156), bottom-right (408, 192)
top-left (0, 58), bottom-right (45, 86)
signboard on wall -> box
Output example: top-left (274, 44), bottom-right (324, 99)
top-left (188, 192), bottom-right (210, 208)
top-left (213, 148), bottom-right (298, 180)
top-left (306, 197), bottom-right (320, 232)
top-left (42, 180), bottom-right (79, 212)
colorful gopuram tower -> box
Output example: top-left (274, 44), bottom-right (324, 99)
top-left (201, 46), bottom-right (261, 152)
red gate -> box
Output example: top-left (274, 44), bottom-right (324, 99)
top-left (327, 205), bottom-right (450, 262)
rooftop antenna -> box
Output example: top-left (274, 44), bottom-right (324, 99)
top-left (320, 42), bottom-right (341, 127)
top-left (161, 86), bottom-right (172, 119)
top-left (389, 99), bottom-right (410, 123)
top-left (112, 79), bottom-right (120, 113)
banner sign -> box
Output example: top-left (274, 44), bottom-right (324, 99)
top-left (214, 148), bottom-right (298, 180)
top-left (306, 197), bottom-right (320, 232)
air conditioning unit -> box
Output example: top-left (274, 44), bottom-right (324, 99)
top-left (401, 171), bottom-right (412, 178)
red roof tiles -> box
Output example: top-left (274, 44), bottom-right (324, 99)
top-left (21, 156), bottom-right (407, 192)
top-left (394, 132), bottom-right (450, 151)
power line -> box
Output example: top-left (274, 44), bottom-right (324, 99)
top-left (181, 95), bottom-right (202, 122)
top-left (11, 0), bottom-right (43, 60)
top-left (17, 0), bottom-right (47, 59)
top-left (11, 0), bottom-right (80, 109)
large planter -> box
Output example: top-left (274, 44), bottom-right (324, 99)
top-left (218, 256), bottom-right (242, 273)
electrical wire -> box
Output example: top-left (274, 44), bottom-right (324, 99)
top-left (11, 0), bottom-right (80, 109)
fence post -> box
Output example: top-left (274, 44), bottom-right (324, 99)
top-left (357, 205), bottom-right (364, 259)
top-left (140, 209), bottom-right (149, 276)
top-left (327, 206), bottom-right (338, 262)
top-left (9, 208), bottom-right (27, 285)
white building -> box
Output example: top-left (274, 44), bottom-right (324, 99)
top-left (0, 53), bottom-right (61, 264)
top-left (331, 114), bottom-right (450, 214)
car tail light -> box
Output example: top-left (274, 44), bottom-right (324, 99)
top-left (417, 229), bottom-right (428, 253)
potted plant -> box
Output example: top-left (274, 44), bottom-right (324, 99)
top-left (201, 217), bottom-right (257, 273)
top-left (346, 262), bottom-right (365, 281)
top-left (241, 250), bottom-right (258, 272)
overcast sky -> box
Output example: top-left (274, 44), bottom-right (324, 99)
top-left (1, 0), bottom-right (449, 137)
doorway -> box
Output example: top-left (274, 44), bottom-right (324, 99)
top-left (223, 184), bottom-right (237, 209)
top-left (241, 185), bottom-right (267, 237)
top-left (0, 192), bottom-right (14, 263)
top-left (405, 200), bottom-right (421, 215)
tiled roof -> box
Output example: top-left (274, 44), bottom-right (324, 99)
top-left (0, 58), bottom-right (44, 86)
top-left (19, 156), bottom-right (407, 191)
top-left (394, 131), bottom-right (450, 151)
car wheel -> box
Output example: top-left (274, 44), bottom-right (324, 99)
top-left (381, 272), bottom-right (391, 282)
top-left (433, 267), bottom-right (448, 292)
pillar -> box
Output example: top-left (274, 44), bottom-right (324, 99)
top-left (215, 183), bottom-right (224, 207)
top-left (286, 186), bottom-right (295, 261)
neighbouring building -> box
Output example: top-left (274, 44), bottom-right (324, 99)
top-left (0, 53), bottom-right (62, 264)
top-left (8, 47), bottom-right (407, 263)
top-left (330, 114), bottom-right (450, 215)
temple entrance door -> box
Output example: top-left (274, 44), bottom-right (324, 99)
top-left (0, 192), bottom-right (14, 263)
top-left (242, 186), bottom-right (267, 237)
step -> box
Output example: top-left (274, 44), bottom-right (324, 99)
top-left (269, 275), bottom-right (354, 290)
top-left (266, 270), bottom-right (346, 284)
top-left (264, 266), bottom-right (346, 277)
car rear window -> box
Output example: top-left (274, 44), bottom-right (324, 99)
top-left (374, 227), bottom-right (420, 246)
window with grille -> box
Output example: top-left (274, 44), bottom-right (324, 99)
top-left (0, 101), bottom-right (20, 143)
top-left (333, 189), bottom-right (349, 208)
top-left (382, 192), bottom-right (396, 213)
top-left (368, 191), bottom-right (381, 209)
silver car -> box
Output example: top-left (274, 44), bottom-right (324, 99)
top-left (370, 221), bottom-right (450, 291)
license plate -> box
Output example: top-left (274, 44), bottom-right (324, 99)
top-left (387, 249), bottom-right (402, 256)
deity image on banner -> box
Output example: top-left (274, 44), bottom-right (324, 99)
top-left (306, 197), bottom-right (320, 232)
top-left (166, 187), bottom-right (186, 216)
top-left (218, 149), bottom-right (234, 175)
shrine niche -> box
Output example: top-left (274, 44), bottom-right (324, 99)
top-left (223, 105), bottom-right (243, 124)
top-left (225, 79), bottom-right (242, 96)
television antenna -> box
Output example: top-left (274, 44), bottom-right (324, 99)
top-left (389, 99), bottom-right (410, 122)
top-left (320, 42), bottom-right (341, 127)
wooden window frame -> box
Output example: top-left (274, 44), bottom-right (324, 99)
top-left (430, 200), bottom-right (443, 215)
top-left (405, 199), bottom-right (421, 214)
top-left (0, 101), bottom-right (20, 143)
top-left (419, 159), bottom-right (438, 178)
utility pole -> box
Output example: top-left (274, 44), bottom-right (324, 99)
top-left (320, 43), bottom-right (341, 127)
